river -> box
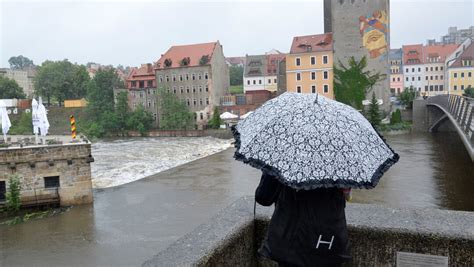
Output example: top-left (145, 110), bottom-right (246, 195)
top-left (0, 133), bottom-right (472, 266)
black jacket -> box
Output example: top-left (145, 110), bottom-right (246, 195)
top-left (256, 172), bottom-right (351, 266)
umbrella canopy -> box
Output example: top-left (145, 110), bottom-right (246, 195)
top-left (0, 100), bottom-right (12, 135)
top-left (220, 111), bottom-right (238, 120)
top-left (240, 111), bottom-right (253, 119)
top-left (38, 97), bottom-right (50, 137)
top-left (232, 92), bottom-right (399, 190)
top-left (32, 99), bottom-right (40, 135)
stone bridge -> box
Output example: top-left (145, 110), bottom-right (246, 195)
top-left (413, 94), bottom-right (474, 161)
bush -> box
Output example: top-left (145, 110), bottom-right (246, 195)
top-left (6, 174), bottom-right (21, 213)
top-left (390, 109), bottom-right (402, 124)
top-left (379, 121), bottom-right (412, 132)
top-left (9, 112), bottom-right (32, 135)
top-left (207, 107), bottom-right (222, 129)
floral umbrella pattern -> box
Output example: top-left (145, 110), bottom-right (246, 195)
top-left (232, 92), bottom-right (399, 190)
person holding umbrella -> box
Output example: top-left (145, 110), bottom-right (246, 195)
top-left (232, 92), bottom-right (399, 266)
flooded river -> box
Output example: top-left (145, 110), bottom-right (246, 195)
top-left (1, 133), bottom-right (473, 266)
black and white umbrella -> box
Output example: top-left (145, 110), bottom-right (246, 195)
top-left (232, 92), bottom-right (399, 190)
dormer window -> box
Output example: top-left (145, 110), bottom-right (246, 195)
top-left (164, 58), bottom-right (172, 67)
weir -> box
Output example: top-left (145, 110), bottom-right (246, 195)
top-left (143, 196), bottom-right (474, 266)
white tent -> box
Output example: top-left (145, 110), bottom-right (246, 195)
top-left (220, 112), bottom-right (238, 120)
top-left (0, 100), bottom-right (12, 142)
top-left (240, 111), bottom-right (253, 119)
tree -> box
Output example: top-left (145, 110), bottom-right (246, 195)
top-left (86, 68), bottom-right (120, 117)
top-left (463, 86), bottom-right (474, 98)
top-left (229, 65), bottom-right (243, 86)
top-left (390, 109), bottom-right (402, 125)
top-left (158, 90), bottom-right (195, 130)
top-left (127, 105), bottom-right (154, 136)
top-left (366, 92), bottom-right (381, 127)
top-left (0, 76), bottom-right (26, 99)
top-left (6, 174), bottom-right (21, 213)
top-left (115, 92), bottom-right (130, 133)
top-left (400, 86), bottom-right (416, 109)
top-left (334, 56), bottom-right (385, 110)
top-left (34, 60), bottom-right (90, 106)
top-left (207, 107), bottom-right (222, 129)
top-left (8, 55), bottom-right (34, 70)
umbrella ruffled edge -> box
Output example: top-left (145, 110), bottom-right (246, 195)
top-left (231, 125), bottom-right (400, 190)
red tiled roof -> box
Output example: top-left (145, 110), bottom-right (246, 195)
top-left (266, 53), bottom-right (286, 75)
top-left (127, 64), bottom-right (155, 81)
top-left (423, 44), bottom-right (458, 63)
top-left (450, 43), bottom-right (474, 68)
top-left (290, 33), bottom-right (333, 54)
top-left (402, 44), bottom-right (423, 65)
top-left (156, 42), bottom-right (217, 69)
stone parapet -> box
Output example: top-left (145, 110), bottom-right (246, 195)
top-left (143, 196), bottom-right (474, 266)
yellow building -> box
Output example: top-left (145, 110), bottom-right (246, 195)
top-left (448, 43), bottom-right (473, 95)
top-left (286, 33), bottom-right (334, 99)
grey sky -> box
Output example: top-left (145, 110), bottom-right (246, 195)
top-left (0, 0), bottom-right (473, 68)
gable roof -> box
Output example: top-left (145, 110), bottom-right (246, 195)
top-left (402, 44), bottom-right (423, 65)
top-left (450, 43), bottom-right (474, 68)
top-left (423, 44), bottom-right (458, 63)
top-left (290, 33), bottom-right (333, 54)
top-left (156, 42), bottom-right (217, 69)
top-left (127, 64), bottom-right (155, 81)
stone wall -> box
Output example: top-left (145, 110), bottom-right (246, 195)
top-left (143, 196), bottom-right (474, 266)
top-left (0, 143), bottom-right (94, 206)
top-left (326, 0), bottom-right (391, 111)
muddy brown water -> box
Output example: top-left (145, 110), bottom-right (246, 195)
top-left (1, 132), bottom-right (472, 266)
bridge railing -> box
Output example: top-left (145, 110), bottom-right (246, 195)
top-left (447, 94), bottom-right (474, 144)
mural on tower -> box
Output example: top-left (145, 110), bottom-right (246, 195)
top-left (359, 10), bottom-right (388, 59)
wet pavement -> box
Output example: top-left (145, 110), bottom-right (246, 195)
top-left (1, 132), bottom-right (473, 266)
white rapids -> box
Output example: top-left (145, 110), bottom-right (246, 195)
top-left (91, 137), bottom-right (232, 188)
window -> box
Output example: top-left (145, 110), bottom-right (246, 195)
top-left (406, 77), bottom-right (409, 82)
top-left (187, 99), bottom-right (190, 106)
top-left (200, 113), bottom-right (203, 120)
top-left (392, 77), bottom-right (395, 82)
top-left (247, 80), bottom-right (250, 85)
top-left (440, 85), bottom-right (443, 91)
top-left (412, 68), bottom-right (415, 72)
top-left (441, 75), bottom-right (443, 80)
top-left (418, 77), bottom-right (421, 81)
top-left (166, 75), bottom-right (170, 82)
top-left (198, 73), bottom-right (202, 80)
top-left (0, 181), bottom-right (5, 202)
top-left (461, 72), bottom-right (464, 78)
top-left (425, 86), bottom-right (428, 91)
top-left (296, 58), bottom-right (301, 66)
top-left (296, 73), bottom-right (301, 81)
top-left (259, 80), bottom-right (262, 85)
top-left (323, 71), bottom-right (328, 80)
top-left (461, 85), bottom-right (465, 90)
top-left (268, 79), bottom-right (271, 84)
top-left (440, 66), bottom-right (443, 71)
top-left (454, 85), bottom-right (457, 90)
top-left (206, 98), bottom-right (209, 105)
top-left (205, 73), bottom-right (209, 79)
top-left (311, 56), bottom-right (316, 65)
top-left (131, 81), bottom-right (137, 87)
top-left (425, 67), bottom-right (428, 71)
top-left (180, 86), bottom-right (184, 94)
top-left (192, 86), bottom-right (196, 93)
top-left (397, 77), bottom-right (400, 82)
top-left (418, 67), bottom-right (421, 72)
top-left (139, 81), bottom-right (144, 88)
top-left (159, 76), bottom-right (163, 83)
top-left (430, 76), bottom-right (433, 80)
top-left (425, 76), bottom-right (428, 81)
top-left (323, 55), bottom-right (328, 64)
top-left (192, 73), bottom-right (196, 80)
top-left (199, 99), bottom-right (203, 106)
top-left (435, 67), bottom-right (438, 71)
top-left (186, 86), bottom-right (190, 93)
top-left (296, 86), bottom-right (302, 93)
top-left (193, 99), bottom-right (197, 106)
top-left (469, 72), bottom-right (472, 77)
top-left (147, 80), bottom-right (153, 87)
top-left (172, 75), bottom-right (176, 82)
top-left (311, 85), bottom-right (316, 93)
top-left (148, 101), bottom-right (151, 107)
top-left (205, 85), bottom-right (209, 92)
top-left (274, 78), bottom-right (277, 83)
top-left (435, 85), bottom-right (438, 91)
top-left (430, 67), bottom-right (433, 71)
top-left (173, 86), bottom-right (177, 94)
top-left (311, 72), bottom-right (316, 80)
top-left (435, 75), bottom-right (438, 80)
top-left (253, 80), bottom-right (256, 85)
top-left (179, 75), bottom-right (183, 81)
top-left (186, 74), bottom-right (189, 80)
top-left (199, 86), bottom-right (203, 92)
top-left (44, 176), bottom-right (60, 188)
top-left (323, 84), bottom-right (329, 93)
top-left (454, 73), bottom-right (457, 78)
top-left (406, 68), bottom-right (409, 73)
top-left (429, 85), bottom-right (433, 91)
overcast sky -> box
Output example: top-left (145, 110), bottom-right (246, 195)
top-left (0, 0), bottom-right (473, 68)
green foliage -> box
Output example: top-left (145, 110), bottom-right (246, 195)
top-left (0, 76), bottom-right (26, 99)
top-left (207, 107), bottom-right (222, 129)
top-left (9, 112), bottom-right (32, 135)
top-left (115, 92), bottom-right (129, 133)
top-left (126, 105), bottom-right (154, 136)
top-left (34, 60), bottom-right (90, 106)
top-left (8, 55), bottom-right (34, 70)
top-left (334, 56), bottom-right (385, 110)
top-left (400, 86), bottom-right (416, 109)
top-left (390, 109), bottom-right (402, 125)
top-left (463, 86), bottom-right (474, 98)
top-left (6, 174), bottom-right (21, 213)
top-left (379, 121), bottom-right (412, 132)
top-left (229, 65), bottom-right (243, 86)
top-left (159, 90), bottom-right (195, 130)
top-left (229, 85), bottom-right (243, 94)
top-left (366, 92), bottom-right (381, 127)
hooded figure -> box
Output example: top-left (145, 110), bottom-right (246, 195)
top-left (255, 172), bottom-right (351, 267)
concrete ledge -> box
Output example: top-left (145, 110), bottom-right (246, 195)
top-left (143, 196), bottom-right (474, 266)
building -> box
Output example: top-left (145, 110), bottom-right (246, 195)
top-left (402, 44), bottom-right (425, 92)
top-left (225, 57), bottom-right (245, 67)
top-left (155, 41), bottom-right (229, 129)
top-left (448, 43), bottom-right (474, 95)
top-left (0, 68), bottom-right (35, 98)
top-left (422, 44), bottom-right (458, 96)
top-left (389, 49), bottom-right (404, 96)
top-left (286, 33), bottom-right (334, 98)
top-left (428, 26), bottom-right (474, 46)
top-left (123, 63), bottom-right (159, 127)
top-left (0, 137), bottom-right (94, 207)
top-left (243, 50), bottom-right (285, 94)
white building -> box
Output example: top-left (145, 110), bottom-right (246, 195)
top-left (403, 44), bottom-right (425, 92)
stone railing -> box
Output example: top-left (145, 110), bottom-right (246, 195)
top-left (143, 196), bottom-right (474, 266)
